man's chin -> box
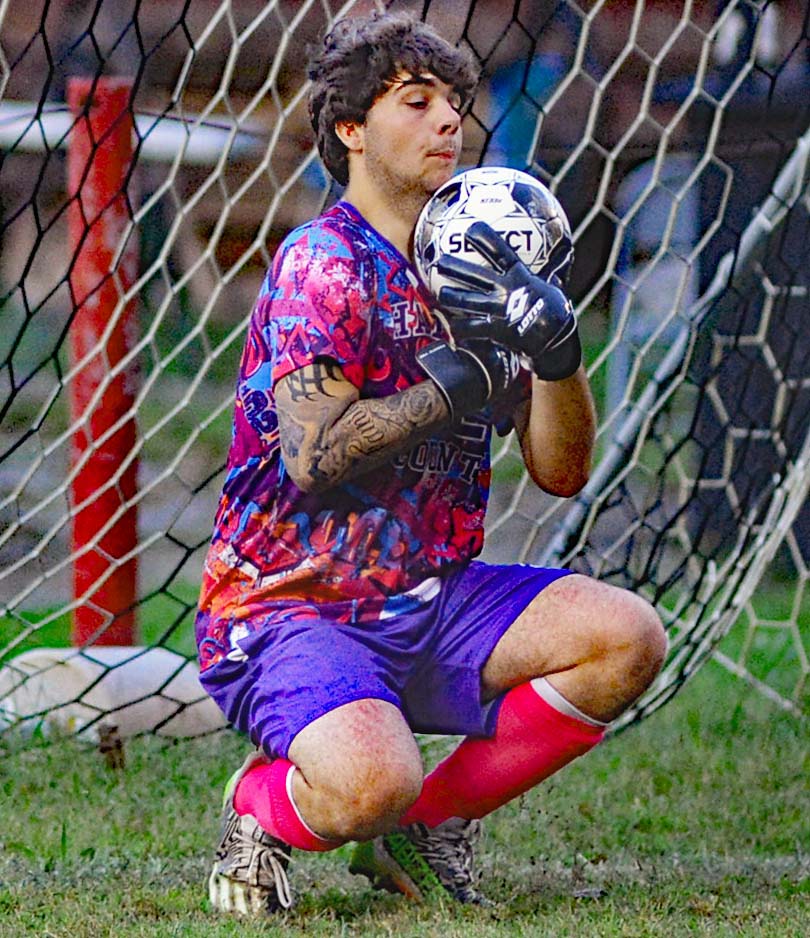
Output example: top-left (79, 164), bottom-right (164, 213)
top-left (425, 165), bottom-right (458, 194)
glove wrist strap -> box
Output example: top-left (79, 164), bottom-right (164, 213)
top-left (416, 341), bottom-right (490, 420)
top-left (532, 329), bottom-right (582, 381)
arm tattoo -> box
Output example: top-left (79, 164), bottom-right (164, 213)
top-left (275, 360), bottom-right (449, 491)
top-left (283, 363), bottom-right (340, 402)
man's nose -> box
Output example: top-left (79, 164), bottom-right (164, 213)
top-left (437, 98), bottom-right (461, 134)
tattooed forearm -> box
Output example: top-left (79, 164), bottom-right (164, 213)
top-left (275, 361), bottom-right (450, 492)
top-left (313, 380), bottom-right (448, 485)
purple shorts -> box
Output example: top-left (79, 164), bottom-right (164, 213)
top-left (199, 561), bottom-right (571, 758)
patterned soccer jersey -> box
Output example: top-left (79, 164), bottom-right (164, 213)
top-left (195, 202), bottom-right (527, 671)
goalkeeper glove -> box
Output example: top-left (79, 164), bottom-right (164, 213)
top-left (436, 221), bottom-right (581, 381)
top-left (416, 337), bottom-right (520, 422)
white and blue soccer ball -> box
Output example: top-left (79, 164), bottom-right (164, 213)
top-left (414, 166), bottom-right (573, 300)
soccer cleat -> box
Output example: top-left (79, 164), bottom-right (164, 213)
top-left (208, 752), bottom-right (293, 916)
top-left (349, 817), bottom-right (488, 904)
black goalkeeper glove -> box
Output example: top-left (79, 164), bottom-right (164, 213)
top-left (436, 220), bottom-right (581, 381)
top-left (416, 337), bottom-right (521, 422)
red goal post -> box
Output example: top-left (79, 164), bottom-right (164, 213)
top-left (67, 76), bottom-right (139, 648)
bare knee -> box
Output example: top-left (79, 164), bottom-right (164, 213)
top-left (599, 589), bottom-right (667, 702)
top-left (288, 698), bottom-right (424, 842)
top-left (533, 577), bottom-right (667, 722)
top-left (620, 593), bottom-right (666, 672)
top-left (322, 756), bottom-right (423, 841)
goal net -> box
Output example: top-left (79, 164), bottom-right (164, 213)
top-left (1, 0), bottom-right (808, 739)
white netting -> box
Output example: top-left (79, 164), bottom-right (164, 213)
top-left (0, 0), bottom-right (808, 738)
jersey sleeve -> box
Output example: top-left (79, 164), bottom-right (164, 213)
top-left (259, 222), bottom-right (375, 391)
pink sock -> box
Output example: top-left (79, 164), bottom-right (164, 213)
top-left (233, 757), bottom-right (340, 852)
top-left (401, 681), bottom-right (606, 827)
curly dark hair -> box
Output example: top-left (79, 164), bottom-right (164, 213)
top-left (308, 12), bottom-right (479, 186)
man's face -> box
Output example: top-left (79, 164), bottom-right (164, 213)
top-left (357, 71), bottom-right (463, 201)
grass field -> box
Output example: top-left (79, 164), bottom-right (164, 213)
top-left (0, 660), bottom-right (807, 938)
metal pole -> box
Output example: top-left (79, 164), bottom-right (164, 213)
top-left (67, 76), bottom-right (138, 646)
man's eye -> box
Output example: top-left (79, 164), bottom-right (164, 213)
top-left (406, 99), bottom-right (428, 109)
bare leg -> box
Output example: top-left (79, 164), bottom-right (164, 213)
top-left (481, 574), bottom-right (667, 722)
top-left (286, 697), bottom-right (424, 842)
top-left (399, 575), bottom-right (667, 826)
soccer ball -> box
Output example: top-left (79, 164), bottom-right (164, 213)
top-left (414, 166), bottom-right (573, 300)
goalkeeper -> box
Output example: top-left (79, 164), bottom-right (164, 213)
top-left (195, 9), bottom-right (667, 917)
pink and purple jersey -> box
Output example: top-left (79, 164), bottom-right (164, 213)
top-left (196, 202), bottom-right (527, 671)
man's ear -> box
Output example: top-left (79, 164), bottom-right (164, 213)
top-left (335, 120), bottom-right (363, 152)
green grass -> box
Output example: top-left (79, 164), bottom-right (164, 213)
top-left (0, 662), bottom-right (807, 937)
top-left (0, 584), bottom-right (200, 665)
